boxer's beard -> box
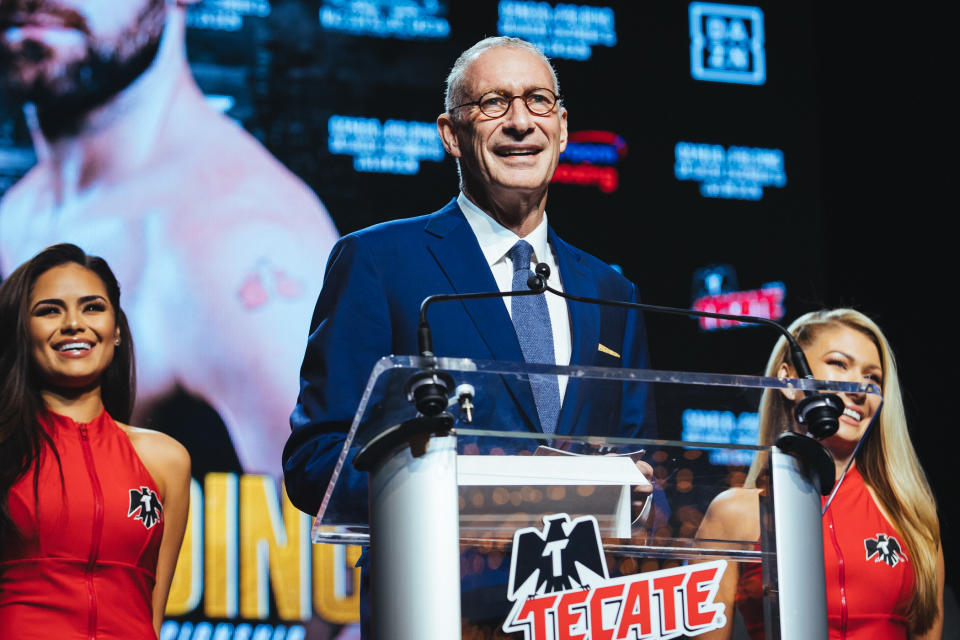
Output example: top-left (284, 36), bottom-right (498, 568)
top-left (0, 0), bottom-right (166, 139)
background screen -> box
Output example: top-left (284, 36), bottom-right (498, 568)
top-left (0, 1), bottom-right (951, 638)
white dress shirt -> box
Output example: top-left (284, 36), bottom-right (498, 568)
top-left (458, 193), bottom-right (571, 399)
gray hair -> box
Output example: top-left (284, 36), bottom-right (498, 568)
top-left (443, 36), bottom-right (561, 114)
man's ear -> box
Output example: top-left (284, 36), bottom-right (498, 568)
top-left (437, 113), bottom-right (462, 158)
top-left (558, 108), bottom-right (568, 153)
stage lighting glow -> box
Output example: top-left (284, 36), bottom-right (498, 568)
top-left (328, 115), bottom-right (444, 175)
top-left (559, 143), bottom-right (619, 165)
top-left (187, 0), bottom-right (271, 32)
top-left (319, 0), bottom-right (450, 40)
top-left (682, 409), bottom-right (759, 467)
top-left (160, 621), bottom-right (305, 640)
top-left (689, 2), bottom-right (765, 85)
top-left (693, 282), bottom-right (786, 330)
top-left (675, 141), bottom-right (785, 201)
top-left (498, 1), bottom-right (616, 61)
top-left (553, 130), bottom-right (626, 192)
top-left (0, 148), bottom-right (36, 195)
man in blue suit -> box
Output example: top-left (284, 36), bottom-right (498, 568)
top-left (284, 34), bottom-right (654, 516)
top-left (283, 38), bottom-right (656, 630)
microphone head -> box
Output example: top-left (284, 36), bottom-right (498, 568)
top-left (526, 274), bottom-right (546, 293)
top-left (794, 393), bottom-right (844, 439)
top-left (405, 369), bottom-right (455, 417)
top-left (526, 263), bottom-right (551, 293)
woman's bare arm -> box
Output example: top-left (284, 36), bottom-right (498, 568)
top-left (122, 426), bottom-right (192, 637)
top-left (695, 488), bottom-right (762, 640)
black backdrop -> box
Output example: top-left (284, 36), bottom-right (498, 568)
top-left (0, 0), bottom-right (954, 634)
top-left (815, 4), bottom-right (955, 613)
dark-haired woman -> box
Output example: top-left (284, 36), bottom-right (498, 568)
top-left (0, 244), bottom-right (190, 639)
top-left (697, 309), bottom-right (943, 639)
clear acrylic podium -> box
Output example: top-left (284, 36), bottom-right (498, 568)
top-left (310, 356), bottom-right (881, 640)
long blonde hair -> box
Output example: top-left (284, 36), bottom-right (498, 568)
top-left (749, 309), bottom-right (940, 633)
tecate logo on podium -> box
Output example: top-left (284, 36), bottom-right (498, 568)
top-left (503, 513), bottom-right (727, 639)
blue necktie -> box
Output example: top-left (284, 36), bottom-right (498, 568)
top-left (509, 240), bottom-right (561, 434)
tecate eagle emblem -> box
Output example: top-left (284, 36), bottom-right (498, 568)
top-left (503, 514), bottom-right (727, 639)
top-left (128, 485), bottom-right (163, 529)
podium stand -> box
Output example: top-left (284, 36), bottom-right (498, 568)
top-left (310, 356), bottom-right (881, 640)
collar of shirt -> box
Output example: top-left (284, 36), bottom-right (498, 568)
top-left (457, 192), bottom-right (553, 273)
top-left (456, 192), bottom-right (572, 378)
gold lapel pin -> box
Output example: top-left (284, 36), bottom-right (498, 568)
top-left (598, 344), bottom-right (621, 358)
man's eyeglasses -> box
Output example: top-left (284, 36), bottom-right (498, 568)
top-left (451, 88), bottom-right (560, 118)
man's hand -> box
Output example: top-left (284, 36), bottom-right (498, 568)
top-left (632, 459), bottom-right (654, 521)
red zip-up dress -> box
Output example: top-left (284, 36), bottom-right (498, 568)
top-left (822, 465), bottom-right (913, 639)
top-left (735, 465), bottom-right (914, 639)
top-left (0, 409), bottom-right (164, 639)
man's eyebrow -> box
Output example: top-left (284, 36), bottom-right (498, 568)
top-left (479, 86), bottom-right (548, 94)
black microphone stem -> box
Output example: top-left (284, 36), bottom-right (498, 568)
top-left (418, 289), bottom-right (543, 358)
top-left (414, 263), bottom-right (842, 439)
top-left (527, 264), bottom-right (841, 439)
top-left (538, 282), bottom-right (814, 378)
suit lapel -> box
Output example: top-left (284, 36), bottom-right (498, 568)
top-left (552, 229), bottom-right (601, 371)
top-left (424, 200), bottom-right (539, 431)
top-left (423, 200), bottom-right (523, 361)
top-left (552, 229), bottom-right (602, 435)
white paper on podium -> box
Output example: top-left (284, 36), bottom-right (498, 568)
top-left (456, 454), bottom-right (649, 538)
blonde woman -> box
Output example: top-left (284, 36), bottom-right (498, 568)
top-left (697, 309), bottom-right (943, 639)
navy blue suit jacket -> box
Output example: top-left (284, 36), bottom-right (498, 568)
top-left (283, 199), bottom-right (654, 518)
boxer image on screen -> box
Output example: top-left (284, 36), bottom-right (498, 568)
top-left (0, 0), bottom-right (339, 474)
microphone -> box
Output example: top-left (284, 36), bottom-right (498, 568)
top-left (526, 263), bottom-right (842, 439)
top-left (454, 384), bottom-right (475, 423)
top-left (412, 286), bottom-right (546, 417)
top-left (418, 288), bottom-right (544, 357)
top-left (413, 264), bottom-right (842, 440)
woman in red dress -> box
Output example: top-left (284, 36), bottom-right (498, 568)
top-left (697, 309), bottom-right (943, 640)
top-left (0, 243), bottom-right (191, 639)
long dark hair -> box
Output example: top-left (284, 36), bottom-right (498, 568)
top-left (0, 244), bottom-right (136, 535)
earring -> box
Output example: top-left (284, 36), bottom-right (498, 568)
top-left (115, 339), bottom-right (121, 346)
